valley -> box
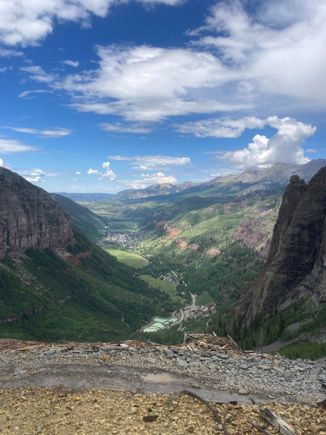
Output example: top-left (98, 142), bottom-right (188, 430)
top-left (60, 160), bottom-right (326, 357)
top-left (70, 187), bottom-right (279, 343)
top-left (1, 160), bottom-right (326, 356)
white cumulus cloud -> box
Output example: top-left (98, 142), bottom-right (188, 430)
top-left (59, 45), bottom-right (249, 121)
top-left (87, 161), bottom-right (117, 180)
top-left (87, 168), bottom-right (100, 175)
top-left (0, 0), bottom-right (184, 47)
top-left (17, 168), bottom-right (57, 183)
top-left (177, 116), bottom-right (266, 138)
top-left (101, 161), bottom-right (117, 180)
top-left (221, 116), bottom-right (316, 169)
top-left (192, 0), bottom-right (326, 110)
top-left (141, 172), bottom-right (177, 185)
top-left (62, 60), bottom-right (80, 68)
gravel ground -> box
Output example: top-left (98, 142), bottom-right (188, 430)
top-left (0, 341), bottom-right (325, 404)
top-left (0, 388), bottom-right (325, 435)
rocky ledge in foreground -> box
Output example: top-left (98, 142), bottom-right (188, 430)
top-left (0, 335), bottom-right (325, 405)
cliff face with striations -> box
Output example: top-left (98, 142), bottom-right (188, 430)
top-left (234, 167), bottom-right (326, 341)
top-left (0, 167), bottom-right (72, 258)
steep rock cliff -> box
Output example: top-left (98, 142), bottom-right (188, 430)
top-left (234, 167), bottom-right (326, 341)
top-left (0, 167), bottom-right (72, 258)
top-left (0, 168), bottom-right (171, 341)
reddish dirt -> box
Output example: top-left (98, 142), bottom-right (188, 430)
top-left (190, 244), bottom-right (199, 252)
top-left (165, 226), bottom-right (182, 238)
top-left (66, 251), bottom-right (91, 267)
top-left (207, 248), bottom-right (221, 257)
top-left (177, 240), bottom-right (188, 250)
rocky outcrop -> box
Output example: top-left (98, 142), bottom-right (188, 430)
top-left (0, 167), bottom-right (72, 258)
top-left (235, 167), bottom-right (326, 330)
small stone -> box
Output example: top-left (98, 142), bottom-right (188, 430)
top-left (44, 349), bottom-right (57, 357)
top-left (143, 415), bottom-right (158, 422)
top-left (176, 357), bottom-right (188, 369)
top-left (165, 350), bottom-right (174, 358)
top-left (13, 368), bottom-right (26, 376)
top-left (258, 364), bottom-right (270, 370)
top-left (218, 354), bottom-right (228, 359)
top-left (238, 388), bottom-right (249, 395)
top-left (239, 364), bottom-right (249, 370)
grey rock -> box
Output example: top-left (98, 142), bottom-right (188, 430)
top-left (44, 349), bottom-right (58, 357)
top-left (13, 368), bottom-right (26, 376)
top-left (164, 350), bottom-right (175, 358)
top-left (176, 357), bottom-right (188, 369)
top-left (258, 364), bottom-right (271, 371)
top-left (239, 364), bottom-right (249, 370)
top-left (218, 354), bottom-right (228, 360)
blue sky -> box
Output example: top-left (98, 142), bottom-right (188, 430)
top-left (0, 0), bottom-right (325, 192)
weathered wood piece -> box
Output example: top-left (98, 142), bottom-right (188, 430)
top-left (181, 390), bottom-right (230, 435)
top-left (227, 335), bottom-right (242, 352)
top-left (260, 407), bottom-right (296, 435)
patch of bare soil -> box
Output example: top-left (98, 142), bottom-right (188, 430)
top-left (177, 240), bottom-right (188, 250)
top-left (207, 248), bottom-right (221, 257)
top-left (165, 225), bottom-right (182, 238)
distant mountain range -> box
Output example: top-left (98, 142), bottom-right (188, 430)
top-left (116, 181), bottom-right (196, 200)
top-left (207, 159), bottom-right (326, 186)
top-left (60, 159), bottom-right (326, 202)
top-left (116, 159), bottom-right (326, 200)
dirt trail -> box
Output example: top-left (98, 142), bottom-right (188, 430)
top-left (0, 363), bottom-right (260, 404)
top-left (190, 292), bottom-right (197, 306)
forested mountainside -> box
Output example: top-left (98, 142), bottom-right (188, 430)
top-left (52, 193), bottom-right (107, 240)
top-left (0, 168), bottom-right (171, 341)
top-left (233, 167), bottom-right (326, 348)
